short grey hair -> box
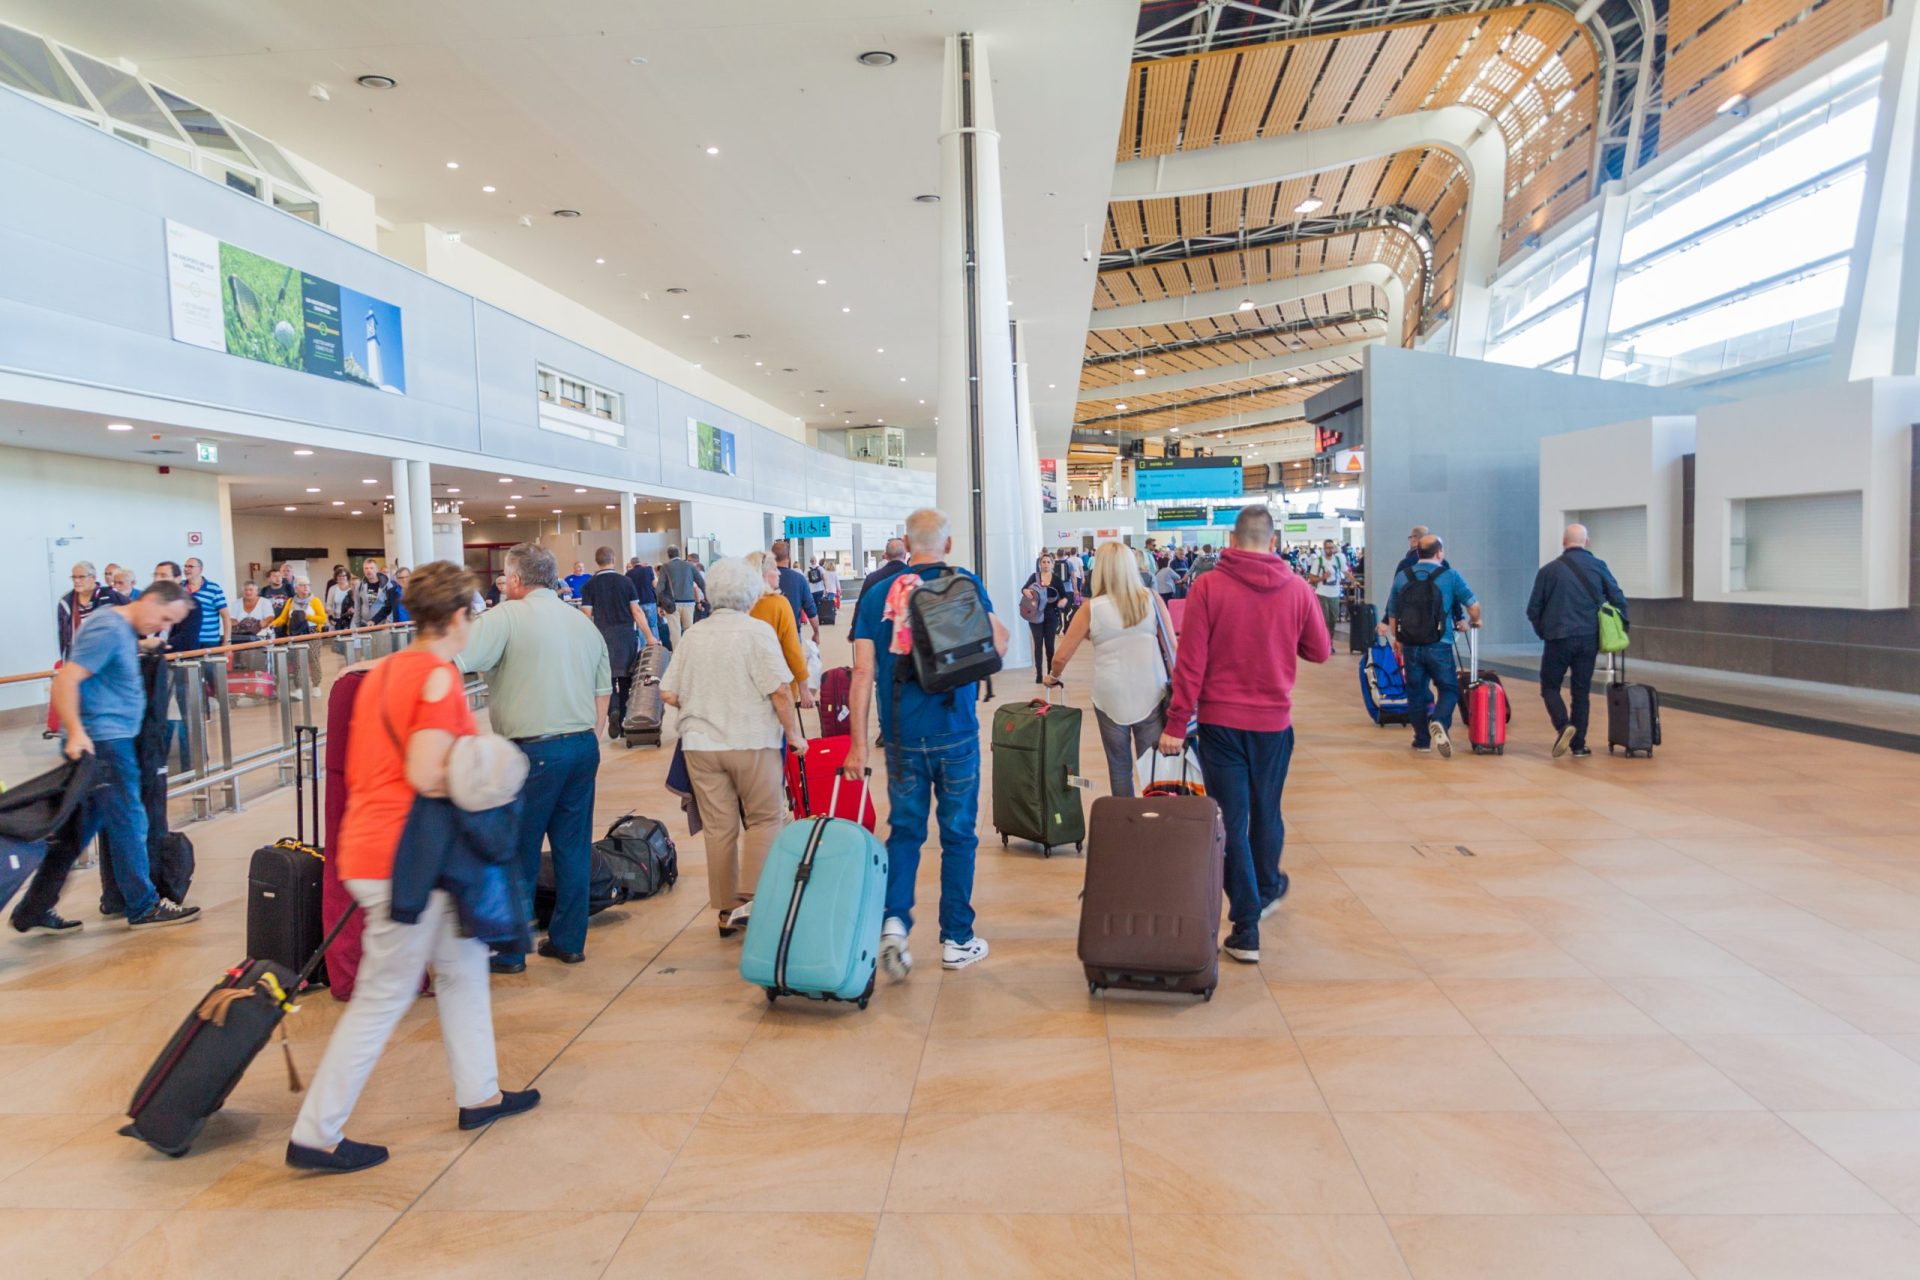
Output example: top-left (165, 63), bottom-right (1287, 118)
top-left (885, 537), bottom-right (907, 561)
top-left (70, 560), bottom-right (96, 578)
top-left (504, 541), bottom-right (558, 590)
top-left (904, 508), bottom-right (950, 554)
top-left (740, 550), bottom-right (779, 593)
top-left (704, 556), bottom-right (766, 613)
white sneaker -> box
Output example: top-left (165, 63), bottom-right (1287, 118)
top-left (941, 936), bottom-right (990, 970)
top-left (879, 917), bottom-right (912, 981)
top-left (726, 901), bottom-right (753, 929)
top-left (1431, 721), bottom-right (1452, 758)
top-left (1553, 724), bottom-right (1576, 758)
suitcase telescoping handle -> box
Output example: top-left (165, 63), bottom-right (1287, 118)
top-left (293, 723), bottom-right (321, 847)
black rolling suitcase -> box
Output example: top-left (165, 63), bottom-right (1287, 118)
top-left (122, 907), bottom-right (354, 1156)
top-left (246, 724), bottom-right (326, 978)
top-left (1605, 654), bottom-right (1661, 757)
top-left (1348, 601), bottom-right (1376, 654)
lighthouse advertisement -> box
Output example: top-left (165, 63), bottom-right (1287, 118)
top-left (165, 220), bottom-right (407, 394)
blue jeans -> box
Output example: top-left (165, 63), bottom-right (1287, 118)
top-left (77, 737), bottom-right (159, 920)
top-left (1402, 641), bottom-right (1460, 746)
top-left (640, 602), bottom-right (660, 642)
top-left (882, 731), bottom-right (980, 943)
top-left (501, 731), bottom-right (599, 960)
top-left (1193, 723), bottom-right (1294, 932)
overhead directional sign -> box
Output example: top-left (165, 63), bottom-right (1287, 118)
top-left (783, 515), bottom-right (831, 539)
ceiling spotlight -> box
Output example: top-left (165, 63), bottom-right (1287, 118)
top-left (877, 347), bottom-right (885, 354)
top-left (552, 208), bottom-right (581, 218)
top-left (605, 504), bottom-right (616, 510)
top-left (506, 505), bottom-right (517, 510)
top-left (1293, 197), bottom-right (1324, 214)
top-left (350, 509), bottom-right (362, 516)
top-left (551, 508), bottom-right (562, 514)
top-left (791, 248), bottom-right (802, 255)
top-left (703, 145), bottom-right (720, 155)
top-left (1718, 93), bottom-right (1750, 118)
top-left (574, 487), bottom-right (587, 493)
top-left (755, 360), bottom-right (764, 367)
top-left (682, 313), bottom-right (691, 320)
top-left (331, 500), bottom-right (345, 506)
top-left (841, 306), bottom-right (851, 313)
top-left (362, 478), bottom-right (377, 484)
top-left (858, 50), bottom-right (898, 66)
top-left (1286, 375), bottom-right (1300, 385)
top-left (481, 185), bottom-right (497, 193)
top-left (107, 422), bottom-right (132, 431)
top-left (294, 448), bottom-right (314, 457)
top-left (507, 513), bottom-right (517, 519)
top-left (498, 477), bottom-right (512, 482)
top-left (1238, 298), bottom-right (1256, 312)
top-left (595, 257), bottom-right (606, 264)
top-left (1116, 403), bottom-right (1128, 411)
top-left (914, 193), bottom-right (940, 203)
top-left (1133, 365), bottom-right (1147, 376)
top-left (510, 494), bottom-right (523, 499)
top-left (899, 376), bottom-right (907, 382)
top-left (445, 160), bottom-right (460, 170)
top-left (284, 505), bottom-right (298, 511)
top-left (305, 486), bottom-right (321, 493)
top-left (815, 278), bottom-right (826, 285)
top-left (448, 487), bottom-right (461, 494)
top-left (355, 74), bottom-right (397, 90)
top-left (918, 399), bottom-right (926, 405)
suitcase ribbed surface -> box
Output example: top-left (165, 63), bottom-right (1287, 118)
top-left (1078, 795), bottom-right (1223, 995)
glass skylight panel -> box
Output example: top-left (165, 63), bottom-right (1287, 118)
top-left (232, 122), bottom-right (308, 188)
top-left (63, 47), bottom-right (181, 138)
top-left (151, 84), bottom-right (254, 164)
top-left (0, 22), bottom-right (87, 109)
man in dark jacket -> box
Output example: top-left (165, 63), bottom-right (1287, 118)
top-left (1526, 523), bottom-right (1628, 758)
top-left (1394, 525), bottom-right (1430, 580)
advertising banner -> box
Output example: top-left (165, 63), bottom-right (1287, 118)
top-left (164, 220), bottom-right (406, 393)
top-left (687, 418), bottom-right (738, 475)
top-left (1039, 458), bottom-right (1059, 513)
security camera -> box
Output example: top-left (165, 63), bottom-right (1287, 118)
top-left (1081, 247), bottom-right (1092, 264)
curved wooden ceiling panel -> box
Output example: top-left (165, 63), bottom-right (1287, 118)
top-left (1081, 285), bottom-right (1390, 389)
top-left (1074, 356), bottom-right (1365, 433)
top-left (1662, 0), bottom-right (1885, 149)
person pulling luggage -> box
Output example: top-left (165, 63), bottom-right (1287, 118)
top-left (1378, 535), bottom-right (1480, 757)
top-left (1044, 541), bottom-right (1175, 797)
top-left (1526, 523), bottom-right (1629, 758)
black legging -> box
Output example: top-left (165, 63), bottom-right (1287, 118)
top-left (1030, 619), bottom-right (1058, 682)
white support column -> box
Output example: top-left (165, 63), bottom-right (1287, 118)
top-left (1447, 124), bottom-right (1509, 360)
top-left (387, 456), bottom-right (415, 571)
top-left (936, 32), bottom-right (1030, 665)
top-left (1836, 0), bottom-right (1920, 379)
top-left (1574, 183), bottom-right (1633, 377)
top-left (406, 459), bottom-right (433, 570)
top-left (619, 491), bottom-right (637, 567)
top-left (215, 477), bottom-right (238, 592)
top-left (1013, 320), bottom-right (1042, 535)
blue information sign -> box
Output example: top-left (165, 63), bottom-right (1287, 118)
top-left (1134, 455), bottom-right (1245, 501)
top-left (783, 515), bottom-right (832, 539)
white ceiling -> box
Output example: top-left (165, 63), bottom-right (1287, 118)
top-left (5, 0), bottom-right (1138, 453)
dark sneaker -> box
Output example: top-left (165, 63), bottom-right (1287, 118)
top-left (1570, 746), bottom-right (1593, 757)
top-left (1411, 741), bottom-right (1432, 753)
top-left (99, 906), bottom-right (125, 920)
top-left (537, 940), bottom-right (584, 964)
top-left (1259, 873), bottom-right (1291, 920)
top-left (286, 1137), bottom-right (389, 1173)
top-left (1553, 724), bottom-right (1576, 758)
top-left (12, 911), bottom-right (82, 936)
top-left (127, 901), bottom-right (199, 930)
top-left (459, 1088), bottom-right (542, 1131)
top-left (1223, 926), bottom-right (1261, 963)
top-left (1431, 721), bottom-right (1452, 758)
top-left (489, 957), bottom-right (526, 975)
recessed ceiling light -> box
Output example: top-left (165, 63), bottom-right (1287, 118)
top-left (914, 193), bottom-right (940, 203)
top-left (899, 376), bottom-right (907, 382)
top-left (1047, 383), bottom-right (1056, 389)
top-left (1293, 197), bottom-right (1323, 214)
top-left (482, 184), bottom-right (496, 193)
top-left (107, 422), bottom-right (132, 431)
top-left (681, 313), bottom-right (691, 320)
top-left (573, 487), bottom-right (587, 493)
top-left (445, 160), bottom-right (460, 170)
top-left (918, 399), bottom-right (925, 405)
top-left (552, 208), bottom-right (581, 218)
top-left (362, 478), bottom-right (376, 484)
top-left (841, 306), bottom-right (851, 313)
top-left (605, 504), bottom-right (616, 510)
top-left (857, 50), bottom-right (898, 66)
top-left (510, 494), bottom-right (522, 500)
top-left (355, 74), bottom-right (396, 90)
top-left (755, 361), bottom-right (763, 367)
top-left (791, 248), bottom-right (802, 255)
top-left (294, 448), bottom-right (314, 457)
top-left (385, 494), bottom-right (394, 499)
top-left (819, 402), bottom-right (826, 407)
top-left (876, 347), bottom-right (885, 354)
top-left (331, 500), bottom-right (345, 506)
top-left (551, 508), bottom-right (562, 514)
top-left (448, 487), bottom-right (460, 494)
top-left (305, 486), bottom-right (321, 493)
top-left (704, 145), bottom-right (720, 155)
top-left (1116, 403), bottom-right (1128, 410)
top-left (284, 505), bottom-right (298, 511)
top-left (595, 257), bottom-right (606, 264)
top-left (506, 505), bottom-right (516, 510)
top-left (507, 513), bottom-right (517, 519)
top-left (1287, 375), bottom-right (1300, 385)
top-left (350, 509), bottom-right (362, 515)
top-left (1238, 298), bottom-right (1256, 312)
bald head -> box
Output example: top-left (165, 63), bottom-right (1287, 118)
top-left (904, 508), bottom-right (951, 556)
top-left (1563, 523), bottom-right (1590, 549)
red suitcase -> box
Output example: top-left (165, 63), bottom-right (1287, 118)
top-left (321, 669), bottom-right (367, 1000)
top-left (817, 666), bottom-right (853, 738)
top-left (1457, 630), bottom-right (1508, 756)
top-left (783, 739), bottom-right (876, 831)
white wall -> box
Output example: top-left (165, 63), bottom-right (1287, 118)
top-left (230, 512), bottom-right (387, 584)
top-left (682, 499), bottom-right (773, 564)
top-left (0, 446), bottom-right (226, 709)
top-left (1539, 416), bottom-right (1694, 599)
top-left (285, 147), bottom-right (380, 252)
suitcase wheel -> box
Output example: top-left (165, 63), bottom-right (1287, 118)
top-left (764, 989), bottom-right (778, 1004)
top-left (999, 832), bottom-right (1007, 847)
top-left (1075, 841), bottom-right (1084, 853)
top-left (1089, 980), bottom-right (1102, 996)
top-left (1200, 987), bottom-right (1214, 1002)
top-left (857, 995), bottom-right (870, 1010)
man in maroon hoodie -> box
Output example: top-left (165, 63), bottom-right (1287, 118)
top-left (1158, 505), bottom-right (1332, 962)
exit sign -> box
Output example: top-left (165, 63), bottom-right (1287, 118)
top-left (783, 515), bottom-right (831, 539)
top-left (195, 441), bottom-right (219, 464)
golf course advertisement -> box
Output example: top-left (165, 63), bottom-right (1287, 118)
top-left (165, 221), bottom-right (407, 394)
top-left (687, 417), bottom-right (737, 475)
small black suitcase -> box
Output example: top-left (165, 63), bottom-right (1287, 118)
top-left (1349, 601), bottom-right (1376, 654)
top-left (1605, 655), bottom-right (1661, 757)
top-left (246, 725), bottom-right (325, 979)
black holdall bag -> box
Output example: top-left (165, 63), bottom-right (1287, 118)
top-left (596, 812), bottom-right (679, 899)
top-left (902, 570), bottom-right (1002, 695)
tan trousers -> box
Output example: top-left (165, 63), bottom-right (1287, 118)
top-left (684, 747), bottom-right (786, 910)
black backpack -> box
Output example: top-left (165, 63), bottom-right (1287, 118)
top-left (807, 565), bottom-right (823, 585)
top-left (1394, 569), bottom-right (1448, 647)
top-left (900, 570), bottom-right (1002, 695)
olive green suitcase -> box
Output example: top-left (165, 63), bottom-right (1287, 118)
top-left (990, 693), bottom-right (1084, 856)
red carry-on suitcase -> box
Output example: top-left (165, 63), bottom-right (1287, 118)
top-left (1079, 793), bottom-right (1225, 999)
top-left (321, 668), bottom-right (368, 999)
top-left (1457, 630), bottom-right (1508, 755)
top-left (817, 666), bottom-right (853, 738)
top-left (783, 737), bottom-right (877, 831)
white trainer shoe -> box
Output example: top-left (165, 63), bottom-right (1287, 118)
top-left (879, 916), bottom-right (912, 981)
top-left (941, 936), bottom-right (990, 970)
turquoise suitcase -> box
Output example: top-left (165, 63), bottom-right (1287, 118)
top-left (740, 815), bottom-right (887, 1008)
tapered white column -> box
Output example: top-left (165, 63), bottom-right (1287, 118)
top-left (1837, 0), bottom-right (1920, 378)
top-left (1013, 320), bottom-right (1042, 534)
top-left (406, 459), bottom-right (433, 569)
top-left (936, 32), bottom-right (1031, 665)
top-left (618, 491), bottom-right (638, 567)
top-left (388, 456), bottom-right (415, 571)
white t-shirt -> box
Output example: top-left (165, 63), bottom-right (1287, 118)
top-left (659, 609), bottom-right (794, 752)
top-left (1088, 593), bottom-right (1168, 726)
top-left (1311, 551), bottom-right (1348, 599)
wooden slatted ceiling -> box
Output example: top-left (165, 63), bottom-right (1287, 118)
top-left (1114, 5), bottom-right (1601, 261)
top-left (1085, 285), bottom-right (1389, 355)
top-left (1079, 290), bottom-right (1390, 390)
top-left (1072, 357), bottom-right (1365, 432)
top-left (1662, 0), bottom-right (1886, 148)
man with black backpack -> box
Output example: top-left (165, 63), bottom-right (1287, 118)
top-left (1526, 523), bottom-right (1629, 757)
top-left (844, 507), bottom-right (1009, 980)
top-left (1380, 535), bottom-right (1481, 757)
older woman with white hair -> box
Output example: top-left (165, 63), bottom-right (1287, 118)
top-left (660, 556), bottom-right (810, 936)
top-left (741, 549), bottom-right (812, 709)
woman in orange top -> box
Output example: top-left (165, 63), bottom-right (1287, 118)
top-left (743, 549), bottom-right (813, 708)
top-left (288, 562), bottom-right (539, 1174)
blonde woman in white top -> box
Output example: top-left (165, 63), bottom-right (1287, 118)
top-left (1044, 541), bottom-right (1174, 796)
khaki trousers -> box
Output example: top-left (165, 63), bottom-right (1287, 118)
top-left (684, 747), bottom-right (786, 910)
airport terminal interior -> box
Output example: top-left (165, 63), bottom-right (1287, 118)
top-left (2, 0), bottom-right (1919, 1276)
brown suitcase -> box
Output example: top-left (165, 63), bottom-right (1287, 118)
top-left (1077, 794), bottom-right (1225, 1000)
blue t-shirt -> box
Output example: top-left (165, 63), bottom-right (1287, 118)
top-left (190, 579), bottom-right (227, 648)
top-left (625, 566), bottom-right (657, 606)
top-left (68, 607), bottom-right (144, 741)
top-left (563, 573), bottom-right (593, 597)
top-left (1385, 563), bottom-right (1476, 632)
top-left (852, 563), bottom-right (994, 744)
top-left (776, 565), bottom-right (817, 627)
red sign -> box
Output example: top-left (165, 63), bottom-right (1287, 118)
top-left (1314, 427), bottom-right (1344, 455)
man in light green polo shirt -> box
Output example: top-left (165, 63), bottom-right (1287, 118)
top-left (458, 542), bottom-right (611, 973)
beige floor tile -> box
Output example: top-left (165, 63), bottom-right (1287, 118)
top-left (0, 990), bottom-right (171, 1044)
top-left (648, 1113), bottom-right (902, 1213)
top-left (1118, 1113), bottom-right (1375, 1214)
top-left (0, 1113), bottom-right (100, 1181)
top-left (0, 1111), bottom-right (278, 1210)
top-left (348, 1209), bottom-right (636, 1279)
top-left (0, 1208), bottom-right (166, 1280)
top-left (1101, 971), bottom-right (1289, 1039)
top-left (531, 1039), bottom-right (740, 1113)
top-left (92, 1208), bottom-right (393, 1280)
top-left (748, 973), bottom-right (940, 1041)
top-left (1781, 1111), bottom-right (1920, 1214)
top-left (911, 1037), bottom-right (1115, 1112)
top-left (1608, 975), bottom-right (1857, 1034)
top-left (1387, 1215), bottom-right (1693, 1280)
top-left (1110, 1036), bottom-right (1325, 1112)
top-left (1882, 1033), bottom-right (1920, 1064)
top-left (1708, 929), bottom-right (1920, 980)
top-left (1649, 1214), bottom-right (1920, 1280)
top-left (707, 1034), bottom-right (923, 1114)
top-left (189, 1113), bottom-right (478, 1211)
top-left (607, 1212), bottom-right (875, 1279)
top-left (1131, 1214), bottom-right (1409, 1279)
top-left (1438, 977), bottom-right (1664, 1035)
top-left (1547, 930), bottom-right (1759, 978)
top-left (1683, 1034), bottom-right (1920, 1110)
top-left (1299, 1035), bottom-right (1541, 1111)
top-left (416, 1111), bottom-right (692, 1212)
top-left (1557, 1111), bottom-right (1892, 1214)
top-left (1780, 974), bottom-right (1920, 1034)
top-left (927, 980), bottom-right (1106, 1039)
top-left (1337, 1112), bottom-right (1630, 1215)
top-left (578, 982), bottom-right (769, 1042)
top-left (1392, 928), bottom-right (1591, 980)
top-left (0, 1038), bottom-right (182, 1115)
top-left (887, 1111), bottom-right (1126, 1214)
top-left (1487, 1034), bottom-right (1760, 1111)
top-left (1270, 979), bottom-right (1476, 1036)
top-left (867, 1213), bottom-right (1133, 1279)
top-left (1257, 911), bottom-right (1426, 981)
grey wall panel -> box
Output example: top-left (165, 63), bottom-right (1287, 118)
top-left (752, 430), bottom-right (813, 512)
top-left (809, 450), bottom-right (860, 517)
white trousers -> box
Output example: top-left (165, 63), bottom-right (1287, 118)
top-left (290, 880), bottom-right (499, 1150)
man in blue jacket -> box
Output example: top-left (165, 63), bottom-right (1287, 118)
top-left (1526, 523), bottom-right (1628, 758)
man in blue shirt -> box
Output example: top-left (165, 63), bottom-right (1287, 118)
top-left (20, 580), bottom-right (201, 933)
top-left (182, 557), bottom-right (229, 650)
top-left (770, 539), bottom-right (819, 645)
top-left (1380, 535), bottom-right (1481, 757)
top-left (845, 508), bottom-right (1009, 979)
top-left (625, 555), bottom-right (660, 642)
top-left (563, 561), bottom-right (594, 598)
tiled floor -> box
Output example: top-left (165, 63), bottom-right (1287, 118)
top-left (4, 625), bottom-right (1920, 1278)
